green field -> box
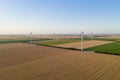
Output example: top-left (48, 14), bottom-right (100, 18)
top-left (34, 37), bottom-right (120, 46)
top-left (34, 39), bottom-right (82, 46)
top-left (85, 41), bottom-right (120, 55)
top-left (93, 37), bottom-right (120, 41)
top-left (0, 38), bottom-right (51, 44)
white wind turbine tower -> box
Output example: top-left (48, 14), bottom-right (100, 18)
top-left (91, 32), bottom-right (93, 40)
top-left (81, 31), bottom-right (84, 51)
top-left (30, 32), bottom-right (33, 44)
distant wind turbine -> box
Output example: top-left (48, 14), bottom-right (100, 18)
top-left (81, 31), bottom-right (84, 51)
top-left (30, 32), bottom-right (32, 44)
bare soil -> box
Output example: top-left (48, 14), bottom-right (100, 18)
top-left (55, 40), bottom-right (113, 49)
top-left (0, 43), bottom-right (120, 80)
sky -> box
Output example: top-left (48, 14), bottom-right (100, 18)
top-left (0, 0), bottom-right (120, 34)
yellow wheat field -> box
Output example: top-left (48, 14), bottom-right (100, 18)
top-left (55, 40), bottom-right (113, 49)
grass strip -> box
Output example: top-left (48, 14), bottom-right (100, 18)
top-left (0, 38), bottom-right (52, 44)
top-left (85, 41), bottom-right (120, 55)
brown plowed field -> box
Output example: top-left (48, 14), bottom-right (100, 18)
top-left (55, 40), bottom-right (113, 49)
top-left (0, 43), bottom-right (120, 80)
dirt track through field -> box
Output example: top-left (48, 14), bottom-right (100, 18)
top-left (0, 43), bottom-right (120, 80)
top-left (55, 40), bottom-right (113, 49)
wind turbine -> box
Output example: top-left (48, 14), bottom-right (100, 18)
top-left (91, 32), bottom-right (93, 40)
top-left (81, 31), bottom-right (84, 51)
top-left (30, 32), bottom-right (32, 44)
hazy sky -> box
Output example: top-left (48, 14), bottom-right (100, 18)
top-left (0, 0), bottom-right (120, 34)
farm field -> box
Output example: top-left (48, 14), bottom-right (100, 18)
top-left (0, 43), bottom-right (67, 68)
top-left (0, 35), bottom-right (52, 44)
top-left (0, 38), bottom-right (51, 44)
top-left (0, 35), bottom-right (81, 40)
top-left (92, 37), bottom-right (120, 41)
top-left (99, 36), bottom-right (120, 39)
top-left (86, 41), bottom-right (120, 55)
top-left (34, 39), bottom-right (83, 46)
top-left (0, 35), bottom-right (86, 44)
top-left (54, 40), bottom-right (113, 49)
top-left (35, 35), bottom-right (81, 40)
top-left (0, 43), bottom-right (120, 80)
